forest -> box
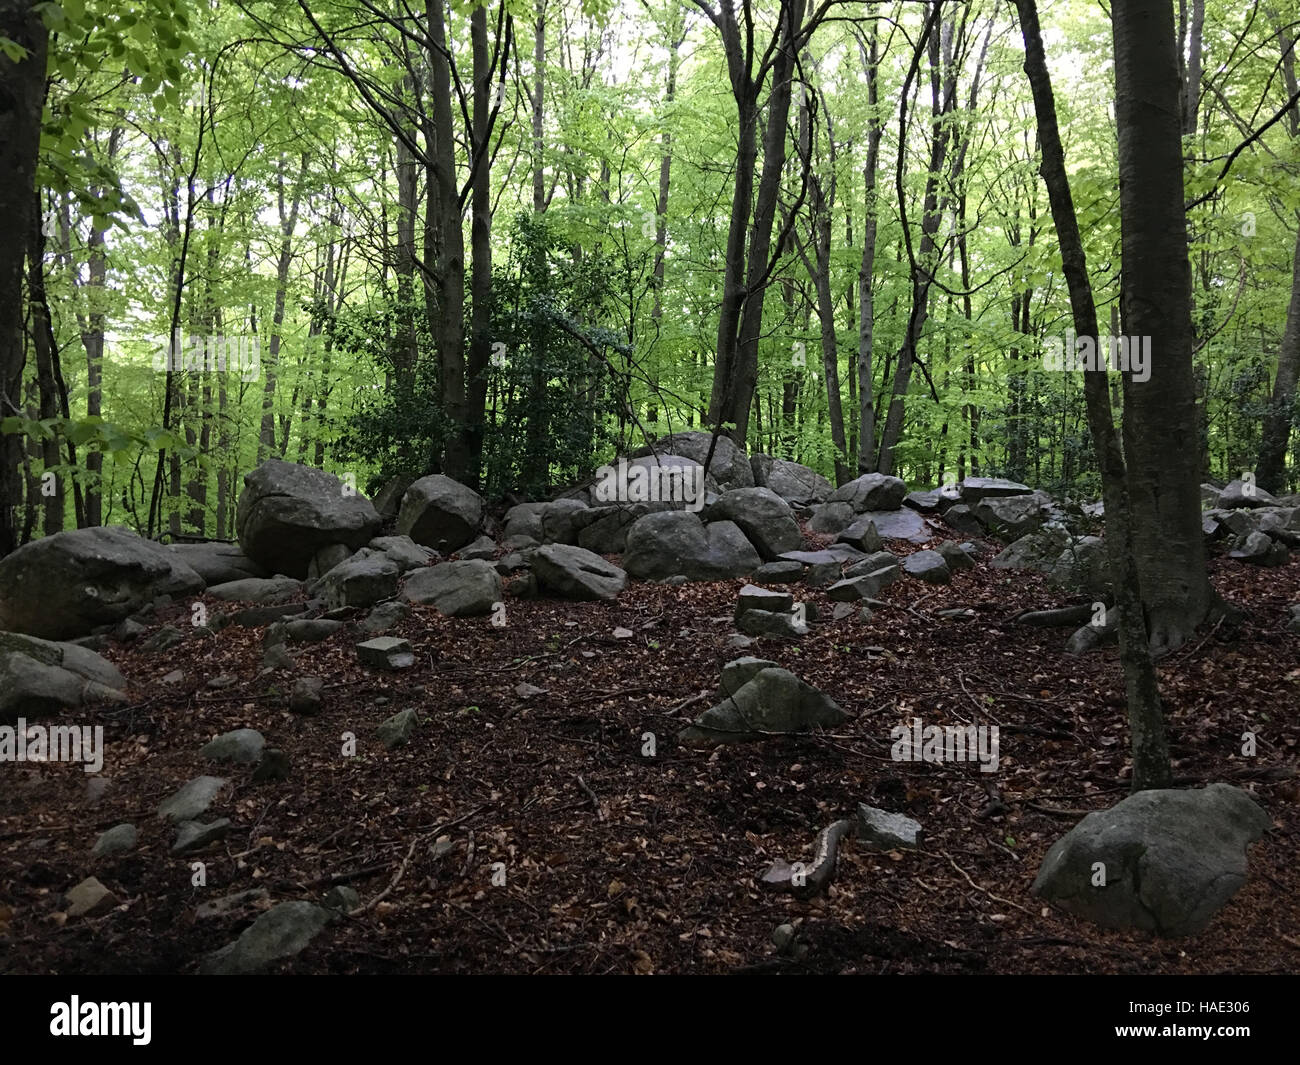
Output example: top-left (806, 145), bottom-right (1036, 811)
top-left (0, 0), bottom-right (1297, 985)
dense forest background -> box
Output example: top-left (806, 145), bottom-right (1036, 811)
top-left (2, 0), bottom-right (1298, 544)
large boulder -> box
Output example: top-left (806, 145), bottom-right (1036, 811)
top-left (1047, 536), bottom-right (1111, 597)
top-left (703, 487), bottom-right (803, 559)
top-left (623, 511), bottom-right (760, 581)
top-left (237, 460), bottom-right (381, 579)
top-left (531, 544), bottom-right (627, 601)
top-left (0, 632), bottom-right (128, 723)
top-left (1032, 784), bottom-right (1270, 937)
top-left (827, 473), bottom-right (906, 513)
top-left (396, 475), bottom-right (484, 553)
top-left (167, 542), bottom-right (266, 586)
top-left (574, 503), bottom-right (665, 554)
top-left (314, 551), bottom-right (400, 608)
top-left (0, 526), bottom-right (203, 639)
top-left (402, 559), bottom-right (501, 616)
top-left (991, 525), bottom-right (1072, 574)
top-left (751, 455), bottom-right (833, 505)
top-left (974, 495), bottom-right (1044, 542)
top-left (630, 431), bottom-right (754, 491)
top-left (1217, 478), bottom-right (1278, 510)
top-left (859, 508), bottom-right (930, 544)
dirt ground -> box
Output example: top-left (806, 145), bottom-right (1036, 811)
top-left (2, 528), bottom-right (1297, 975)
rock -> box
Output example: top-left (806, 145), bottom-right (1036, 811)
top-left (680, 665), bottom-right (845, 746)
top-left (903, 489), bottom-right (946, 513)
top-left (196, 888), bottom-right (270, 921)
top-left (536, 499), bottom-right (593, 545)
top-left (322, 885), bottom-right (360, 913)
top-left (827, 571), bottom-right (894, 600)
top-left (1217, 479), bottom-right (1278, 510)
top-left (201, 729), bottom-right (266, 765)
top-left (314, 552), bottom-right (399, 608)
top-left (903, 550), bottom-right (951, 584)
top-left (736, 609), bottom-right (808, 639)
top-left (1047, 536), bottom-right (1111, 597)
top-left (396, 474), bottom-right (485, 552)
top-left (65, 876), bottom-right (116, 918)
top-left (113, 618), bottom-right (148, 642)
top-left (236, 460), bottom-right (382, 578)
top-left (735, 585), bottom-right (795, 616)
top-left (624, 511), bottom-right (760, 581)
top-left (371, 475), bottom-right (413, 522)
top-left (172, 818), bottom-right (234, 854)
top-left (0, 526), bottom-right (203, 639)
top-left (836, 517), bottom-right (882, 553)
top-left (760, 819), bottom-right (855, 899)
top-left (974, 495), bottom-right (1043, 542)
top-left (306, 543), bottom-right (353, 581)
top-left (942, 503), bottom-right (985, 535)
top-left (992, 525), bottom-right (1073, 573)
top-left (753, 457), bottom-right (832, 504)
top-left (1031, 784), bottom-right (1271, 937)
top-left (844, 551), bottom-right (902, 582)
top-left (720, 656), bottom-right (779, 696)
top-left (158, 776), bottom-right (227, 822)
top-left (252, 748), bottom-right (290, 782)
top-left (803, 561), bottom-right (839, 589)
top-left (205, 674), bottom-right (238, 690)
top-left (856, 805), bottom-right (923, 850)
top-left (1228, 531), bottom-right (1289, 566)
top-left (957, 477), bottom-right (1032, 505)
top-left (860, 508), bottom-right (930, 543)
top-left (360, 601), bottom-right (410, 634)
top-left (752, 560), bottom-right (804, 583)
top-left (261, 643), bottom-right (296, 671)
top-left (356, 637), bottom-right (415, 671)
top-left (200, 901), bottom-right (333, 975)
top-left (208, 575), bottom-right (302, 603)
top-left (459, 534), bottom-right (498, 560)
top-left (139, 625), bottom-right (185, 653)
top-left (161, 668), bottom-right (185, 684)
top-left (92, 823), bottom-right (137, 857)
top-left (402, 559), bottom-right (502, 616)
top-left (779, 545), bottom-right (865, 566)
top-left (531, 544), bottom-right (627, 601)
top-left (630, 430), bottom-right (754, 491)
top-left (704, 487), bottom-right (803, 559)
top-left (368, 535), bottom-right (436, 573)
top-left (1065, 612), bottom-right (1118, 654)
top-left (85, 777), bottom-right (110, 805)
top-left (807, 501), bottom-right (854, 534)
top-left (574, 503), bottom-right (659, 554)
top-left (283, 618), bottom-right (343, 643)
top-left (772, 923), bottom-right (798, 952)
top-left (167, 542), bottom-right (267, 585)
top-left (376, 708), bottom-right (419, 749)
top-left (0, 653), bottom-right (88, 724)
top-left (232, 602), bottom-right (308, 627)
top-left (934, 541), bottom-right (975, 571)
top-left (827, 473), bottom-right (907, 512)
top-left (1288, 604), bottom-right (1300, 635)
top-left (1254, 507), bottom-right (1300, 547)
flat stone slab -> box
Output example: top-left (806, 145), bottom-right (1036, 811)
top-left (157, 776), bottom-right (227, 822)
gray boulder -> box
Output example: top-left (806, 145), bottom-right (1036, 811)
top-left (827, 473), bottom-right (906, 513)
top-left (1031, 784), bottom-right (1270, 937)
top-left (1047, 536), bottom-right (1111, 597)
top-left (236, 460), bottom-right (381, 579)
top-left (532, 544), bottom-right (627, 601)
top-left (903, 550), bottom-right (951, 584)
top-left (857, 805), bottom-right (923, 850)
top-left (974, 495), bottom-right (1043, 542)
top-left (167, 542), bottom-right (266, 586)
top-left (402, 559), bottom-right (502, 616)
top-left (314, 552), bottom-right (400, 608)
top-left (752, 456), bottom-right (833, 504)
top-left (631, 431), bottom-right (754, 491)
top-left (704, 487), bottom-right (802, 559)
top-left (957, 477), bottom-right (1032, 505)
top-left (0, 526), bottom-right (203, 639)
top-left (991, 525), bottom-right (1072, 574)
top-left (1228, 531), bottom-right (1289, 566)
top-left (836, 517), bottom-right (882, 552)
top-left (1217, 479), bottom-right (1278, 510)
top-left (860, 508), bottom-right (930, 544)
top-left (0, 633), bottom-right (127, 723)
top-left (368, 535), bottom-right (436, 573)
top-left (207, 575), bottom-right (302, 603)
top-left (942, 503), bottom-right (985, 535)
top-left (623, 511), bottom-right (760, 581)
top-left (157, 776), bottom-right (227, 822)
top-left (396, 474), bottom-right (484, 553)
top-left (356, 636), bottom-right (415, 670)
top-left (201, 729), bottom-right (266, 765)
top-left (808, 502), bottom-right (855, 534)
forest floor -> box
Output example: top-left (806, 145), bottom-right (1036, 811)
top-left (2, 523), bottom-right (1298, 975)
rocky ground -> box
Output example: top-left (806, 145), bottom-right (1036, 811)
top-left (2, 523), bottom-right (1297, 975)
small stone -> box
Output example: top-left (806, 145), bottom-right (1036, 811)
top-left (205, 674), bottom-right (239, 690)
top-left (200, 901), bottom-right (332, 975)
top-left (200, 728), bottom-right (265, 765)
top-left (157, 775), bottom-right (227, 822)
top-left (514, 682), bottom-right (546, 699)
top-left (290, 676), bottom-right (326, 714)
top-left (357, 636), bottom-right (415, 671)
top-left (772, 923), bottom-right (797, 954)
top-left (284, 618), bottom-right (344, 643)
top-left (613, 627), bottom-right (634, 639)
top-left (161, 669), bottom-right (185, 684)
top-left (140, 625), bottom-right (185, 653)
top-left (360, 600), bottom-right (410, 634)
top-left (376, 708), bottom-right (419, 749)
top-left (735, 584), bottom-right (795, 616)
top-left (92, 823), bottom-right (137, 857)
top-left (752, 561), bottom-right (804, 583)
top-left (856, 804), bottom-right (923, 850)
top-left (322, 885), bottom-right (360, 913)
top-left (65, 876), bottom-right (116, 918)
top-left (262, 643), bottom-right (296, 671)
top-left (172, 818), bottom-right (234, 854)
top-left (85, 777), bottom-right (110, 805)
top-left (113, 618), bottom-right (148, 642)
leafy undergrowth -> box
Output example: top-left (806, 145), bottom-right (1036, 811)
top-left (2, 531), bottom-right (1298, 975)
